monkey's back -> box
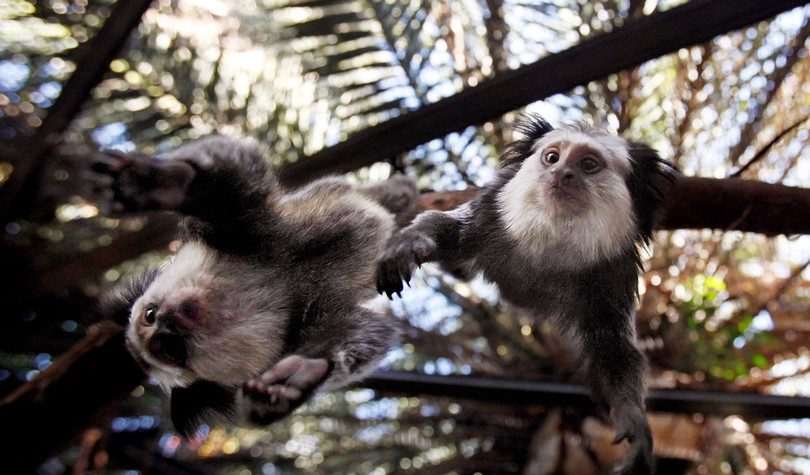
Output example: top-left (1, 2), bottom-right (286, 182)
top-left (276, 177), bottom-right (397, 304)
top-left (271, 176), bottom-right (404, 365)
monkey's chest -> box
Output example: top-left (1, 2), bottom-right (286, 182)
top-left (478, 249), bottom-right (581, 314)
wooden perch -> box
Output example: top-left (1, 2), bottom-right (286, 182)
top-left (37, 174), bottom-right (810, 297)
top-left (33, 175), bottom-right (810, 295)
top-left (417, 176), bottom-right (810, 236)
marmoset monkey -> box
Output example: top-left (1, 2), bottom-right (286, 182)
top-left (377, 116), bottom-right (678, 474)
top-left (98, 136), bottom-right (415, 435)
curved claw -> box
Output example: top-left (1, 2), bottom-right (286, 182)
top-left (375, 230), bottom-right (436, 298)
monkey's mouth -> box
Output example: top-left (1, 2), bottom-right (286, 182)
top-left (549, 184), bottom-right (578, 201)
top-left (147, 332), bottom-right (189, 368)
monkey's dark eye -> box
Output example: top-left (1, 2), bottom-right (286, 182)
top-left (143, 305), bottom-right (157, 325)
top-left (543, 151), bottom-right (560, 165)
top-left (580, 157), bottom-right (601, 174)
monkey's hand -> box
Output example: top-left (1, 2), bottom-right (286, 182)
top-left (93, 149), bottom-right (196, 213)
top-left (376, 230), bottom-right (437, 298)
top-left (242, 355), bottom-right (330, 425)
top-left (612, 406), bottom-right (654, 475)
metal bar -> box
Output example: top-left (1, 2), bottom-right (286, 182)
top-left (363, 371), bottom-right (810, 420)
top-left (278, 0), bottom-right (810, 185)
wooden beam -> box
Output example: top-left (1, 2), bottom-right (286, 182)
top-left (416, 177), bottom-right (810, 236)
top-left (18, 174), bottom-right (810, 304)
top-left (661, 176), bottom-right (810, 236)
top-left (278, 0), bottom-right (810, 186)
top-left (13, 174), bottom-right (809, 304)
top-left (0, 0), bottom-right (155, 223)
top-left (40, 213), bottom-right (179, 293)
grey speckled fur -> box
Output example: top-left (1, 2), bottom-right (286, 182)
top-left (377, 115), bottom-right (678, 475)
top-left (99, 136), bottom-right (415, 434)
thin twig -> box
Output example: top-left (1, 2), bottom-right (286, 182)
top-left (730, 116), bottom-right (809, 178)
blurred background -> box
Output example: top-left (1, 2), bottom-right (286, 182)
top-left (1, 0), bottom-right (810, 473)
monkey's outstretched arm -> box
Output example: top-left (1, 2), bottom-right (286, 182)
top-left (95, 136), bottom-right (277, 251)
top-left (577, 310), bottom-right (653, 475)
top-left (376, 204), bottom-right (475, 297)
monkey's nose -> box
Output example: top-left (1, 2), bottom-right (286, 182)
top-left (160, 299), bottom-right (200, 331)
top-left (558, 169), bottom-right (577, 186)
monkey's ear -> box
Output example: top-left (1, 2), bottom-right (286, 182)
top-left (501, 114), bottom-right (555, 164)
top-left (98, 267), bottom-right (160, 326)
top-left (170, 381), bottom-right (236, 437)
top-left (627, 144), bottom-right (680, 242)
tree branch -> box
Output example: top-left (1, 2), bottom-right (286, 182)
top-left (417, 177), bottom-right (810, 236)
top-left (729, 116), bottom-right (809, 178)
top-left (0, 322), bottom-right (145, 473)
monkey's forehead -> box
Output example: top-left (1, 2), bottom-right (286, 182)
top-left (530, 128), bottom-right (632, 172)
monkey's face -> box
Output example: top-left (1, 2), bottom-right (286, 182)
top-left (125, 242), bottom-right (288, 390)
top-left (497, 125), bottom-right (638, 266)
top-left (524, 128), bottom-right (633, 215)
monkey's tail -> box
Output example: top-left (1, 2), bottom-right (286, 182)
top-left (357, 175), bottom-right (418, 216)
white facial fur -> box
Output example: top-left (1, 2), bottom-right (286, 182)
top-left (126, 241), bottom-right (289, 390)
top-left (497, 125), bottom-right (636, 269)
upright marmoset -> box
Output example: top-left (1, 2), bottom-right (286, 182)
top-left (376, 116), bottom-right (678, 475)
top-left (98, 136), bottom-right (415, 435)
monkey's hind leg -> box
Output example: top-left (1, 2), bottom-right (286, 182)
top-left (357, 175), bottom-right (417, 215)
top-left (579, 316), bottom-right (653, 475)
top-left (242, 355), bottom-right (331, 425)
top-left (242, 307), bottom-right (399, 425)
top-left (95, 136), bottom-right (279, 253)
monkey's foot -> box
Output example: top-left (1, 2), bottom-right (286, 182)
top-left (360, 175), bottom-right (417, 215)
top-left (376, 230), bottom-right (436, 298)
top-left (93, 149), bottom-right (196, 212)
top-left (242, 355), bottom-right (330, 425)
top-left (611, 407), bottom-right (654, 475)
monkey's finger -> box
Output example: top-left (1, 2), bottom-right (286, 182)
top-left (286, 358), bottom-right (329, 389)
top-left (377, 258), bottom-right (402, 297)
top-left (412, 235), bottom-right (436, 259)
top-left (612, 429), bottom-right (631, 445)
top-left (397, 256), bottom-right (413, 285)
top-left (384, 260), bottom-right (404, 296)
top-left (376, 264), bottom-right (391, 295)
top-left (263, 385), bottom-right (302, 401)
top-left (259, 355), bottom-right (305, 386)
top-left (612, 440), bottom-right (653, 475)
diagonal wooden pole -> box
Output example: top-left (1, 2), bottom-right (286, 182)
top-left (0, 0), bottom-right (155, 223)
top-left (278, 0), bottom-right (810, 186)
